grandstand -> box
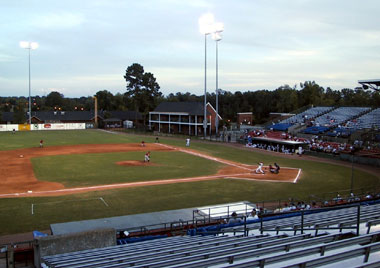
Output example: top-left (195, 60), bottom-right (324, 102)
top-left (39, 201), bottom-right (380, 268)
top-left (326, 127), bottom-right (355, 138)
top-left (354, 108), bottom-right (380, 129)
top-left (280, 106), bottom-right (333, 124)
top-left (313, 107), bottom-right (371, 127)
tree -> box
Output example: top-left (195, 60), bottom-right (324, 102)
top-left (14, 101), bottom-right (26, 123)
top-left (95, 90), bottom-right (115, 111)
top-left (124, 63), bottom-right (162, 126)
top-left (299, 81), bottom-right (324, 107)
top-left (45, 91), bottom-right (64, 110)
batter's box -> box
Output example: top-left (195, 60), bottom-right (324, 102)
top-left (226, 167), bottom-right (302, 183)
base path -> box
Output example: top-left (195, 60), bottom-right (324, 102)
top-left (0, 143), bottom-right (301, 198)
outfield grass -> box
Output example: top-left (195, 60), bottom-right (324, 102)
top-left (0, 129), bottom-right (379, 235)
top-left (32, 151), bottom-right (222, 187)
top-left (0, 129), bottom-right (156, 150)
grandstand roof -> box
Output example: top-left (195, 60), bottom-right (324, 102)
top-left (358, 79), bottom-right (380, 91)
top-left (252, 136), bottom-right (307, 146)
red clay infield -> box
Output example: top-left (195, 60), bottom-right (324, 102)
top-left (0, 143), bottom-right (301, 198)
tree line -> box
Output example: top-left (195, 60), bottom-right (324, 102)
top-left (1, 63), bottom-right (379, 124)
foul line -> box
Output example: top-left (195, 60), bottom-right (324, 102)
top-left (158, 143), bottom-right (302, 183)
top-left (293, 169), bottom-right (302, 183)
top-left (0, 173), bottom-right (252, 198)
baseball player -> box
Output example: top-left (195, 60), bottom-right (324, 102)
top-left (255, 162), bottom-right (265, 174)
top-left (274, 163), bottom-right (280, 174)
top-left (144, 151), bottom-right (150, 162)
top-left (186, 138), bottom-right (190, 147)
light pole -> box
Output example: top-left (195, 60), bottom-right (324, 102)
top-left (199, 13), bottom-right (215, 138)
top-left (20, 41), bottom-right (38, 124)
top-left (212, 22), bottom-right (224, 135)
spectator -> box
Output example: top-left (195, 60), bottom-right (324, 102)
top-left (247, 209), bottom-right (259, 220)
top-left (228, 212), bottom-right (242, 224)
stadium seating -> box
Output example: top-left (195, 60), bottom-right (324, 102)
top-left (313, 107), bottom-right (370, 127)
top-left (41, 231), bottom-right (380, 267)
top-left (354, 108), bottom-right (380, 129)
top-left (41, 202), bottom-right (380, 268)
top-left (327, 127), bottom-right (354, 137)
top-left (280, 106), bottom-right (333, 124)
top-left (268, 123), bottom-right (293, 131)
top-left (220, 202), bottom-right (380, 236)
top-left (303, 126), bottom-right (330, 134)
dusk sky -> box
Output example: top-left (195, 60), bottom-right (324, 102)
top-left (1, 0), bottom-right (380, 97)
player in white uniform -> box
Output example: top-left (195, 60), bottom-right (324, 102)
top-left (186, 138), bottom-right (190, 147)
top-left (144, 151), bottom-right (150, 162)
top-left (255, 162), bottom-right (265, 174)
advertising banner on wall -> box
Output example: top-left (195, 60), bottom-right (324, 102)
top-left (0, 123), bottom-right (86, 132)
top-left (0, 124), bottom-right (19, 132)
top-left (18, 124), bottom-right (31, 131)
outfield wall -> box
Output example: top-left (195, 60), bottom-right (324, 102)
top-left (0, 123), bottom-right (86, 132)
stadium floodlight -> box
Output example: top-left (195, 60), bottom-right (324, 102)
top-left (199, 13), bottom-right (215, 138)
top-left (198, 13), bottom-right (215, 35)
top-left (199, 13), bottom-right (215, 137)
top-left (214, 22), bottom-right (224, 33)
top-left (20, 41), bottom-right (38, 124)
top-left (212, 20), bottom-right (223, 135)
top-left (212, 31), bottom-right (222, 135)
top-left (20, 41), bottom-right (39, 50)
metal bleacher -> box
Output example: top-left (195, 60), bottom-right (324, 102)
top-left (42, 231), bottom-right (380, 267)
top-left (41, 202), bottom-right (380, 268)
top-left (313, 107), bottom-right (371, 127)
top-left (280, 106), bottom-right (333, 124)
top-left (354, 108), bottom-right (380, 129)
top-left (220, 202), bottom-right (380, 236)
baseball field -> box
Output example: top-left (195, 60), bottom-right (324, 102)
top-left (0, 129), bottom-right (379, 235)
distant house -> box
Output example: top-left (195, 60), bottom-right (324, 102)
top-left (149, 101), bottom-right (221, 136)
top-left (102, 111), bottom-right (142, 128)
top-left (237, 112), bottom-right (253, 125)
top-left (31, 111), bottom-right (98, 124)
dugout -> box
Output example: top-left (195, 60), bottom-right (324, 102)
top-left (250, 136), bottom-right (308, 153)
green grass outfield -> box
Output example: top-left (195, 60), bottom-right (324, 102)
top-left (32, 151), bottom-right (222, 187)
top-left (0, 129), bottom-right (379, 235)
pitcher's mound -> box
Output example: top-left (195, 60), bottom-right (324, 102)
top-left (116, 160), bottom-right (156, 166)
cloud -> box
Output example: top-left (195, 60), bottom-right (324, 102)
top-left (31, 12), bottom-right (85, 29)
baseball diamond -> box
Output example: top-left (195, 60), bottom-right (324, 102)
top-left (0, 143), bottom-right (300, 198)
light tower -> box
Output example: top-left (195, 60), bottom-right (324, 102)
top-left (212, 22), bottom-right (224, 135)
top-left (198, 13), bottom-right (215, 137)
top-left (20, 41), bottom-right (39, 124)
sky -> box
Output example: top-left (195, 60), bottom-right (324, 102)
top-left (1, 0), bottom-right (380, 98)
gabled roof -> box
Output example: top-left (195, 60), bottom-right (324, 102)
top-left (107, 111), bottom-right (142, 120)
top-left (153, 102), bottom-right (210, 116)
top-left (29, 111), bottom-right (142, 122)
top-left (32, 111), bottom-right (97, 121)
